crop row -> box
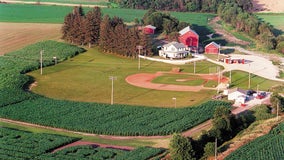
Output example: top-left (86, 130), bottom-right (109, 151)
top-left (0, 97), bottom-right (230, 136)
top-left (38, 145), bottom-right (164, 160)
top-left (0, 127), bottom-right (79, 159)
top-left (225, 122), bottom-right (284, 160)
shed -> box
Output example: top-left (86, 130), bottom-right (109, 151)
top-left (143, 25), bottom-right (156, 34)
top-left (205, 42), bottom-right (220, 54)
top-left (178, 26), bottom-right (199, 49)
top-left (227, 88), bottom-right (247, 101)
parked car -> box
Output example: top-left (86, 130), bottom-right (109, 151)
top-left (256, 92), bottom-right (266, 99)
top-left (246, 90), bottom-right (256, 96)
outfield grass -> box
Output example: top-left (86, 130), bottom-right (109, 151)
top-left (256, 13), bottom-right (284, 36)
top-left (28, 48), bottom-right (220, 107)
top-left (224, 70), bottom-right (282, 91)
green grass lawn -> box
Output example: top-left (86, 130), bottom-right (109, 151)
top-left (256, 13), bottom-right (284, 36)
top-left (28, 48), bottom-right (220, 107)
top-left (224, 70), bottom-right (282, 91)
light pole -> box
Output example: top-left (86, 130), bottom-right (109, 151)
top-left (248, 64), bottom-right (251, 89)
top-left (53, 56), bottom-right (57, 65)
top-left (172, 97), bottom-right (176, 108)
top-left (136, 45), bottom-right (143, 70)
top-left (40, 50), bottom-right (44, 75)
top-left (109, 76), bottom-right (117, 105)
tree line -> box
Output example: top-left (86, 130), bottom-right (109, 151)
top-left (217, 3), bottom-right (283, 50)
top-left (109, 0), bottom-right (253, 12)
top-left (62, 6), bottom-right (151, 57)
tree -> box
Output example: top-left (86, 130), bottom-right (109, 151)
top-left (99, 15), bottom-right (112, 52)
top-left (212, 106), bottom-right (233, 141)
top-left (169, 133), bottom-right (196, 160)
top-left (203, 142), bottom-right (215, 158)
top-left (61, 13), bottom-right (74, 42)
top-left (84, 7), bottom-right (102, 48)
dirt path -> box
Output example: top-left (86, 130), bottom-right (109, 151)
top-left (209, 17), bottom-right (250, 46)
top-left (52, 140), bottom-right (134, 153)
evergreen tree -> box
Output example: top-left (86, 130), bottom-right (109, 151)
top-left (99, 15), bottom-right (112, 52)
top-left (84, 7), bottom-right (102, 48)
top-left (61, 13), bottom-right (74, 42)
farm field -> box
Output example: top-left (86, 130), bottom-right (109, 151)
top-left (256, 13), bottom-right (284, 36)
top-left (0, 127), bottom-right (79, 160)
top-left (0, 40), bottom-right (231, 136)
top-left (28, 47), bottom-right (219, 107)
top-left (225, 122), bottom-right (284, 160)
top-left (5, 0), bottom-right (109, 5)
top-left (0, 22), bottom-right (61, 55)
top-left (0, 127), bottom-right (165, 160)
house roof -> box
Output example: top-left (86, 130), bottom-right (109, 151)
top-left (205, 42), bottom-right (220, 48)
top-left (228, 88), bottom-right (247, 95)
top-left (179, 26), bottom-right (199, 37)
top-left (144, 25), bottom-right (156, 29)
top-left (163, 41), bottom-right (186, 49)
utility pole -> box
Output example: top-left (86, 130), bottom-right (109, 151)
top-left (248, 72), bottom-right (251, 89)
top-left (218, 44), bottom-right (221, 61)
top-left (217, 66), bottom-right (220, 94)
top-left (109, 76), bottom-right (117, 105)
top-left (194, 61), bottom-right (196, 74)
top-left (229, 70), bottom-right (232, 83)
top-left (53, 56), bottom-right (57, 65)
top-left (277, 101), bottom-right (279, 121)
top-left (136, 45), bottom-right (143, 70)
top-left (215, 138), bottom-right (218, 160)
top-left (40, 50), bottom-right (44, 75)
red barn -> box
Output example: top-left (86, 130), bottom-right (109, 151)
top-left (205, 42), bottom-right (220, 54)
top-left (178, 26), bottom-right (199, 49)
top-left (143, 25), bottom-right (156, 34)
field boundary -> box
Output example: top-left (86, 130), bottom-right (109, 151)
top-left (1, 0), bottom-right (107, 7)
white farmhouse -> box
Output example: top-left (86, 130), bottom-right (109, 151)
top-left (159, 42), bottom-right (189, 59)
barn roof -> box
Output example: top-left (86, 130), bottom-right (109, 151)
top-left (179, 26), bottom-right (199, 37)
top-left (144, 25), bottom-right (156, 29)
top-left (205, 42), bottom-right (220, 48)
top-left (163, 41), bottom-right (186, 49)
